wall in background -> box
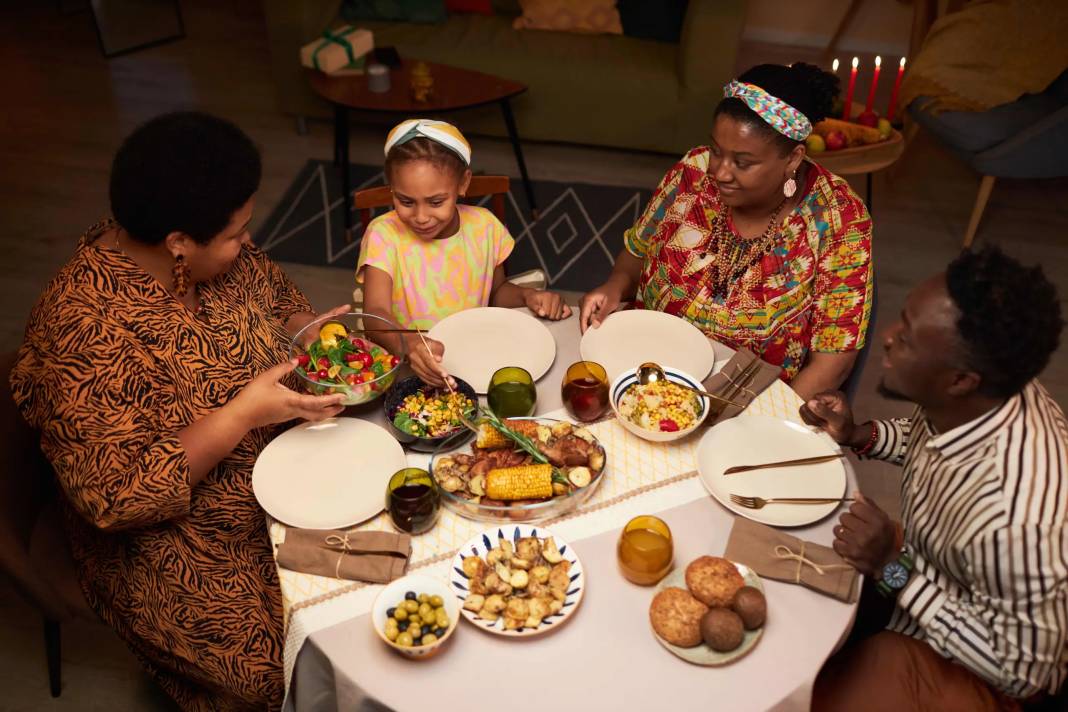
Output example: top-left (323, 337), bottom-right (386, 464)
top-left (743, 0), bottom-right (913, 56)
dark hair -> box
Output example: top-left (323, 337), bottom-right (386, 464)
top-left (946, 246), bottom-right (1063, 398)
top-left (714, 63), bottom-right (839, 155)
top-left (109, 111), bottom-right (261, 245)
top-left (384, 136), bottom-right (467, 181)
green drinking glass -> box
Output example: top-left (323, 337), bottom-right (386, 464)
top-left (486, 366), bottom-right (537, 418)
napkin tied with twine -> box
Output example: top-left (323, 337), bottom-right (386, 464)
top-left (276, 529), bottom-right (411, 583)
top-left (724, 517), bottom-right (859, 603)
top-left (701, 347), bottom-right (782, 424)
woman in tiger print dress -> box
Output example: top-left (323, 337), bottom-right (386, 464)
top-left (9, 113), bottom-right (346, 710)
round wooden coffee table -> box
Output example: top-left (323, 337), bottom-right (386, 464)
top-left (308, 61), bottom-right (533, 240)
top-left (811, 129), bottom-right (905, 214)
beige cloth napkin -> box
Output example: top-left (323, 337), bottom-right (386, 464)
top-left (701, 348), bottom-right (783, 424)
top-left (724, 517), bottom-right (859, 603)
top-left (276, 529), bottom-right (411, 583)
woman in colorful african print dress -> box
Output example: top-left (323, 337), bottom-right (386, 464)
top-left (9, 113), bottom-right (347, 710)
top-left (580, 63), bottom-right (873, 400)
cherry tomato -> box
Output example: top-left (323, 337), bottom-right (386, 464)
top-left (306, 372), bottom-right (320, 382)
top-left (343, 353), bottom-right (360, 363)
top-left (317, 368), bottom-right (329, 380)
top-left (659, 419), bottom-right (680, 432)
top-left (346, 373), bottom-right (360, 386)
top-left (296, 353), bottom-right (311, 368)
top-left (389, 355), bottom-right (400, 368)
top-left (317, 356), bottom-right (330, 369)
top-left (358, 352), bottom-right (373, 368)
top-left (349, 336), bottom-right (369, 351)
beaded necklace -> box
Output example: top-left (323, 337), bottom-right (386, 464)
top-left (699, 197), bottom-right (789, 299)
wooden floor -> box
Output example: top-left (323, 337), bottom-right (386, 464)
top-left (2, 1), bottom-right (1067, 708)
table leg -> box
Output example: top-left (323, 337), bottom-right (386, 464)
top-left (335, 104), bottom-right (353, 242)
top-left (500, 99), bottom-right (537, 219)
top-left (865, 172), bottom-right (873, 215)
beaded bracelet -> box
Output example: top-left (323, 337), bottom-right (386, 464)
top-left (852, 421), bottom-right (879, 457)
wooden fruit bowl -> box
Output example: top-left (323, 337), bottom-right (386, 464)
top-left (810, 129), bottom-right (904, 176)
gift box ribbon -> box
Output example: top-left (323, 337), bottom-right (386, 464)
top-left (312, 27), bottom-right (357, 71)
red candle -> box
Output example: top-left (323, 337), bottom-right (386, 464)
top-left (842, 57), bottom-right (859, 120)
top-left (886, 57), bottom-right (906, 122)
top-left (865, 56), bottom-right (881, 113)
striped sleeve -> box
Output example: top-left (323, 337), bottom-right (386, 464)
top-left (866, 418), bottom-right (911, 465)
top-left (898, 523), bottom-right (1068, 696)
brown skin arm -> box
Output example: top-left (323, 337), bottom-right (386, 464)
top-left (489, 265), bottom-right (572, 320)
top-left (790, 350), bottom-right (859, 401)
top-left (579, 248), bottom-right (644, 332)
top-left (178, 361), bottom-right (345, 486)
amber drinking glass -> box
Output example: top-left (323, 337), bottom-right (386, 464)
top-left (617, 515), bottom-right (674, 585)
top-left (385, 468), bottom-right (440, 534)
top-left (487, 366), bottom-right (537, 418)
top-left (561, 361), bottom-right (610, 422)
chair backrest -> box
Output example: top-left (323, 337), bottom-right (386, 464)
top-left (354, 175), bottom-right (510, 239)
top-left (0, 351), bottom-right (81, 621)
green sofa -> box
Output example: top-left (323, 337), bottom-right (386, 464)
top-left (263, 0), bottom-right (745, 155)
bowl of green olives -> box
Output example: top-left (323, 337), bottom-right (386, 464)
top-left (372, 574), bottom-right (459, 659)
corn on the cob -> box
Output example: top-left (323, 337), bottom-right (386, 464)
top-left (475, 419), bottom-right (538, 449)
top-left (485, 464), bottom-right (553, 500)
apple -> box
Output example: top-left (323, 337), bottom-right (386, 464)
top-left (877, 118), bottom-right (892, 139)
top-left (825, 131), bottom-right (847, 151)
top-left (856, 110), bottom-right (879, 128)
top-left (805, 134), bottom-right (826, 154)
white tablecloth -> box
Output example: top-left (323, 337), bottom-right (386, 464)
top-left (267, 311), bottom-right (859, 711)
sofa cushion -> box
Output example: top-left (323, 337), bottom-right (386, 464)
top-left (513, 0), bottom-right (621, 35)
top-left (342, 0), bottom-right (447, 24)
top-left (446, 0), bottom-right (493, 14)
top-left (618, 0), bottom-right (688, 42)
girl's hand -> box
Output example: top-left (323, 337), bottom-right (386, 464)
top-left (524, 290), bottom-right (572, 320)
top-left (406, 335), bottom-right (454, 389)
top-left (288, 304), bottom-right (351, 346)
top-left (579, 285), bottom-right (622, 333)
top-left (230, 360), bottom-right (346, 430)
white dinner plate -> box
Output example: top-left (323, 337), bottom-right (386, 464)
top-left (580, 309), bottom-right (716, 383)
top-left (429, 307), bottom-right (556, 394)
top-left (696, 416), bottom-right (846, 527)
top-left (252, 418), bottom-right (405, 529)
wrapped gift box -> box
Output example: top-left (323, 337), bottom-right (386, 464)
top-left (299, 26), bottom-right (373, 74)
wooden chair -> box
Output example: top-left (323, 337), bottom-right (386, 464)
top-left (0, 351), bottom-right (96, 698)
top-left (354, 174), bottom-right (510, 239)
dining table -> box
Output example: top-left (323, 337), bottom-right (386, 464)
top-left (267, 309), bottom-right (860, 712)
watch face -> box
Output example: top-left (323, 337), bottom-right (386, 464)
top-left (883, 561), bottom-right (909, 589)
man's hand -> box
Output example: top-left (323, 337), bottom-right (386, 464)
top-left (832, 493), bottom-right (898, 577)
top-left (800, 390), bottom-right (869, 448)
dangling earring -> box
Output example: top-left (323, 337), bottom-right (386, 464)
top-left (172, 254), bottom-right (190, 297)
top-left (783, 171), bottom-right (798, 198)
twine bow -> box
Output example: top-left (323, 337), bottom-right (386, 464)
top-left (324, 533), bottom-right (352, 579)
top-left (774, 543), bottom-right (853, 583)
top-left (312, 27), bottom-right (356, 71)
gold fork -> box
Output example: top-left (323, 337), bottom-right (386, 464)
top-left (729, 494), bottom-right (855, 509)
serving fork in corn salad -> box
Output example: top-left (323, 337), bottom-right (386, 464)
top-left (392, 391), bottom-right (476, 438)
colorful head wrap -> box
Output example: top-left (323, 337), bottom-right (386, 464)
top-left (723, 80), bottom-right (813, 142)
top-left (384, 119), bottom-right (472, 165)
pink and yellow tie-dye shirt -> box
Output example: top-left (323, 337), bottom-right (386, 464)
top-left (356, 205), bottom-right (515, 329)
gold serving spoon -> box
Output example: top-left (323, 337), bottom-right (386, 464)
top-left (636, 362), bottom-right (742, 408)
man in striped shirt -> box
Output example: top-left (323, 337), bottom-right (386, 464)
top-left (805, 247), bottom-right (1066, 711)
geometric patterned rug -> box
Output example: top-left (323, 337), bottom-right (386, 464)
top-left (254, 160), bottom-right (652, 291)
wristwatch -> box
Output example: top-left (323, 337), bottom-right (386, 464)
top-left (875, 549), bottom-right (914, 598)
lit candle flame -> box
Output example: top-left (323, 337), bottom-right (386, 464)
top-left (832, 58), bottom-right (839, 73)
top-left (874, 55), bottom-right (882, 68)
top-left (900, 57), bottom-right (907, 68)
top-left (852, 56), bottom-right (859, 68)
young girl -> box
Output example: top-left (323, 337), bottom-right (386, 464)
top-left (357, 118), bottom-right (571, 386)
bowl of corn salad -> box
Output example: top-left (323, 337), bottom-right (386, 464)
top-left (610, 367), bottom-right (708, 442)
top-left (384, 376), bottom-right (478, 452)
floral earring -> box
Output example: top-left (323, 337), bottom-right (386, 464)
top-left (172, 254), bottom-right (191, 297)
top-left (783, 170), bottom-right (798, 198)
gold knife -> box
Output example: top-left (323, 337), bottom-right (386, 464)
top-left (723, 453), bottom-right (845, 475)
top-left (709, 357), bottom-right (762, 419)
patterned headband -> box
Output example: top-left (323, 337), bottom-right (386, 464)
top-left (384, 119), bottom-right (471, 165)
top-left (723, 80), bottom-right (813, 141)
